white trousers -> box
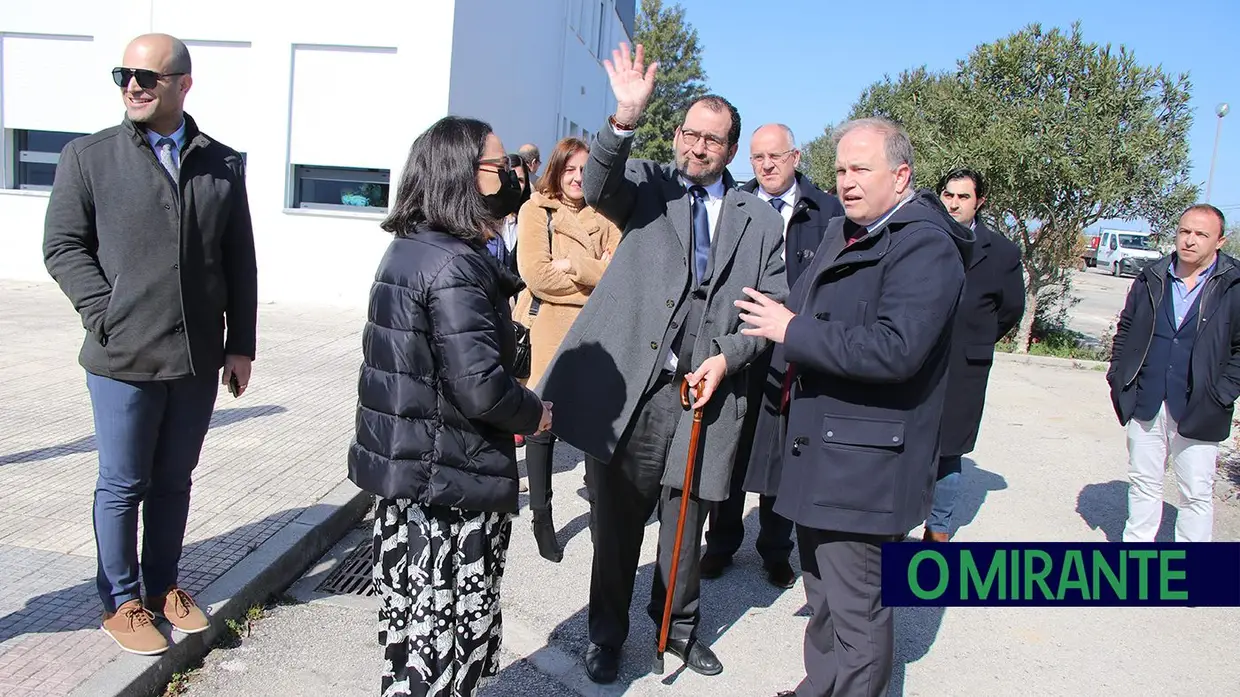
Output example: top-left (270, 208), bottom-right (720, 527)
top-left (1123, 405), bottom-right (1219, 542)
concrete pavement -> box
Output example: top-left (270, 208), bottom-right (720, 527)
top-left (3, 275), bottom-right (1238, 696)
top-left (182, 355), bottom-right (1240, 696)
top-left (0, 280), bottom-right (370, 696)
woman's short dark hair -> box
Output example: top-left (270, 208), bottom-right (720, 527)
top-left (381, 116), bottom-right (497, 242)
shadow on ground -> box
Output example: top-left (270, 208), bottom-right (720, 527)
top-left (0, 506), bottom-right (305, 650)
top-left (0, 405), bottom-right (288, 466)
top-left (889, 457), bottom-right (1008, 697)
top-left (1077, 479), bottom-right (1177, 542)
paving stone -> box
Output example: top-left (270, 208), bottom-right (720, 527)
top-left (0, 280), bottom-right (365, 694)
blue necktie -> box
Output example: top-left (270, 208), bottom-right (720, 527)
top-left (769, 197), bottom-right (786, 213)
top-left (690, 185), bottom-right (710, 283)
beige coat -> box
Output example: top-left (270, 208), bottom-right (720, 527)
top-left (513, 191), bottom-right (622, 388)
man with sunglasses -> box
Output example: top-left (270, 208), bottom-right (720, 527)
top-left (43, 33), bottom-right (256, 656)
top-left (536, 42), bottom-right (787, 683)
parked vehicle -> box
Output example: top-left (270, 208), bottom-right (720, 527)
top-left (1096, 229), bottom-right (1160, 277)
top-left (1081, 232), bottom-right (1100, 267)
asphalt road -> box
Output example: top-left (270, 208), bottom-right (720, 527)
top-left (1065, 268), bottom-right (1136, 345)
top-left (182, 359), bottom-right (1240, 697)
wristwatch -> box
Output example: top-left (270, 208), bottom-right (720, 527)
top-left (608, 114), bottom-right (637, 132)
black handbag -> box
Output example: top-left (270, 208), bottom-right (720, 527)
top-left (511, 210), bottom-right (554, 380)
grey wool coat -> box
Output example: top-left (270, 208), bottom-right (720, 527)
top-left (534, 123), bottom-right (788, 502)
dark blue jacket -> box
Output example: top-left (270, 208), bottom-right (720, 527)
top-left (746, 190), bottom-right (974, 535)
top-left (939, 221), bottom-right (1026, 457)
top-left (1108, 253), bottom-right (1240, 442)
top-left (733, 173), bottom-right (845, 482)
top-left (740, 172), bottom-right (844, 284)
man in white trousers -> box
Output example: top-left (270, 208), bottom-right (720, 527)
top-left (1107, 204), bottom-right (1238, 542)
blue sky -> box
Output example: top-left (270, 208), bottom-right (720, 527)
top-left (679, 0), bottom-right (1239, 232)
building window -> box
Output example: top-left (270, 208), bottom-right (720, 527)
top-left (291, 165), bottom-right (389, 212)
top-left (12, 129), bottom-right (86, 190)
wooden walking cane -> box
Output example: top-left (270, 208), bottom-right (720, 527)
top-left (653, 377), bottom-right (706, 674)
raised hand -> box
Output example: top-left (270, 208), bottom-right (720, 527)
top-left (603, 42), bottom-right (658, 126)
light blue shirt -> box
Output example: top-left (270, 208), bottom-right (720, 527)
top-left (144, 118), bottom-right (187, 170)
top-left (1169, 255), bottom-right (1216, 328)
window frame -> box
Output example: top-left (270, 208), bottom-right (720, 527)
top-left (290, 164), bottom-right (391, 213)
top-left (11, 129), bottom-right (87, 191)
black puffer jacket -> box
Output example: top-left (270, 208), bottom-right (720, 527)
top-left (348, 226), bottom-right (545, 513)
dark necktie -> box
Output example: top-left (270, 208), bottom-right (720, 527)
top-left (769, 197), bottom-right (786, 213)
top-left (690, 185), bottom-right (710, 283)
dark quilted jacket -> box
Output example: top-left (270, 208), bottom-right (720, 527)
top-left (347, 226), bottom-right (545, 513)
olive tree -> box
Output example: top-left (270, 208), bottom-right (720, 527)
top-left (849, 22), bottom-right (1197, 351)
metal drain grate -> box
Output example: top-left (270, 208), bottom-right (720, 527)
top-left (316, 538), bottom-right (376, 596)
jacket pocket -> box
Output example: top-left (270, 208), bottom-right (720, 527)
top-left (964, 343), bottom-right (995, 364)
top-left (812, 414), bottom-right (904, 514)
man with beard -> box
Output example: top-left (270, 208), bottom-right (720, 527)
top-left (536, 42), bottom-right (787, 683)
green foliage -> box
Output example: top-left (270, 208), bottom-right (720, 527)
top-left (846, 22), bottom-right (1198, 351)
top-left (631, 0), bottom-right (707, 163)
top-left (798, 125), bottom-right (840, 192)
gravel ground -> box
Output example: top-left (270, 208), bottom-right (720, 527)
top-left (182, 359), bottom-right (1240, 697)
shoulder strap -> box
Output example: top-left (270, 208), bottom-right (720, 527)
top-left (528, 209), bottom-right (554, 317)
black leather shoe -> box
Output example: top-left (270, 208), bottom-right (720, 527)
top-left (699, 554), bottom-right (732, 579)
top-left (764, 560), bottom-right (796, 589)
top-left (664, 638), bottom-right (722, 676)
top-left (585, 643), bottom-right (619, 684)
top-left (774, 691), bottom-right (796, 696)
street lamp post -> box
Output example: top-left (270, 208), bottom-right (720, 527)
top-left (1206, 102), bottom-right (1229, 202)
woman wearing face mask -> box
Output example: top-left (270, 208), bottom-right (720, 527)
top-left (488, 153), bottom-right (530, 276)
top-left (348, 116), bottom-right (551, 697)
top-left (513, 137), bottom-right (621, 562)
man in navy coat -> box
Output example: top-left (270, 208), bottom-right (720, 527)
top-left (701, 123), bottom-right (844, 589)
top-left (924, 168), bottom-right (1026, 541)
top-left (736, 118), bottom-right (972, 697)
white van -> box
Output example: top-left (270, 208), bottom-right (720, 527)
top-left (1096, 230), bottom-right (1162, 277)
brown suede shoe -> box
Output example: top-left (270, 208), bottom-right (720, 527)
top-left (147, 587), bottom-right (210, 634)
top-left (923, 529), bottom-right (950, 542)
top-left (102, 599), bottom-right (168, 655)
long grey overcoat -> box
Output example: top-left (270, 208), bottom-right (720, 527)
top-left (534, 124), bottom-right (787, 501)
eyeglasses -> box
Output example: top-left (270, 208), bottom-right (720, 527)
top-left (750, 149), bottom-right (797, 165)
top-left (679, 129), bottom-right (728, 152)
top-left (112, 67), bottom-right (186, 90)
top-left (477, 157), bottom-right (511, 174)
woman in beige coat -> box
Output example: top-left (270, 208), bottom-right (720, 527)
top-left (514, 137), bottom-right (621, 562)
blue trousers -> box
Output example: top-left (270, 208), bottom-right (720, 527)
top-left (925, 455), bottom-right (962, 534)
top-left (87, 371), bottom-right (218, 613)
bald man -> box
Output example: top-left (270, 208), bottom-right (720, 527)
top-left (700, 123), bottom-right (843, 589)
top-left (519, 143), bottom-right (541, 178)
top-left (44, 33), bottom-right (256, 656)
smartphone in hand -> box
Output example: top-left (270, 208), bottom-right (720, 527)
top-left (228, 372), bottom-right (241, 398)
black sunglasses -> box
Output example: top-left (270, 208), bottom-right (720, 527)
top-left (111, 67), bottom-right (185, 90)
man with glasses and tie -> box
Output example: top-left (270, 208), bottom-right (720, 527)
top-left (699, 123), bottom-right (845, 590)
top-left (536, 43), bottom-right (787, 683)
top-left (43, 33), bottom-right (256, 656)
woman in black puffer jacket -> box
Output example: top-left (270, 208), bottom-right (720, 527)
top-left (347, 116), bottom-right (552, 697)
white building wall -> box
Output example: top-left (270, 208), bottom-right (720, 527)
top-left (447, 0), bottom-right (626, 178)
top-left (4, 0), bottom-right (625, 310)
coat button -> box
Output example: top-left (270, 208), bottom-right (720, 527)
top-left (826, 431), bottom-right (834, 438)
top-left (172, 263), bottom-right (179, 270)
top-left (164, 204), bottom-right (171, 210)
top-left (670, 321), bottom-right (678, 329)
top-left (892, 436), bottom-right (900, 443)
top-left (173, 322), bottom-right (183, 334)
top-left (667, 299), bottom-right (674, 308)
top-left (650, 341), bottom-right (658, 350)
